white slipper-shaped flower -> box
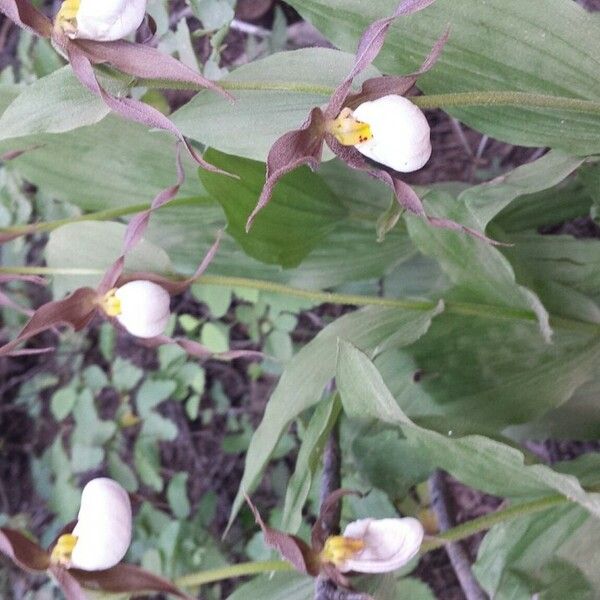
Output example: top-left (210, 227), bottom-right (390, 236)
top-left (352, 95), bottom-right (432, 173)
top-left (51, 478), bottom-right (132, 571)
top-left (101, 280), bottom-right (171, 339)
top-left (55, 0), bottom-right (147, 41)
top-left (321, 517), bottom-right (424, 574)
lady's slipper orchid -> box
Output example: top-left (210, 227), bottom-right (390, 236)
top-left (349, 95), bottom-right (432, 173)
top-left (247, 492), bottom-right (425, 593)
top-left (321, 517), bottom-right (424, 574)
top-left (0, 480), bottom-right (190, 598)
top-left (51, 478), bottom-right (132, 571)
top-left (55, 0), bottom-right (147, 41)
top-left (101, 280), bottom-right (171, 339)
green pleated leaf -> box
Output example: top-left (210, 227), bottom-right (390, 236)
top-left (199, 150), bottom-right (347, 268)
top-left (0, 66), bottom-right (113, 141)
top-left (335, 340), bottom-right (600, 516)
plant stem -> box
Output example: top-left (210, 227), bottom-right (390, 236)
top-left (0, 268), bottom-right (597, 335)
top-left (412, 91), bottom-right (600, 114)
top-left (420, 494), bottom-right (567, 554)
top-left (174, 495), bottom-right (568, 589)
top-left (175, 560), bottom-right (293, 588)
top-left (0, 197), bottom-right (206, 236)
top-left (99, 64), bottom-right (600, 115)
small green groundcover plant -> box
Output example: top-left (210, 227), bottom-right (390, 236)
top-left (1, 0), bottom-right (600, 598)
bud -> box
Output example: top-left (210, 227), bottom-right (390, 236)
top-left (55, 0), bottom-right (147, 41)
top-left (51, 478), bottom-right (132, 571)
top-left (351, 95), bottom-right (432, 173)
top-left (101, 280), bottom-right (171, 339)
top-left (321, 517), bottom-right (424, 574)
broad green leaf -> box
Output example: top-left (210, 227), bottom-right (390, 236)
top-left (199, 150), bottom-right (347, 268)
top-left (473, 457), bottom-right (600, 599)
top-left (2, 115), bottom-right (199, 211)
top-left (173, 48), bottom-right (379, 161)
top-left (473, 504), bottom-right (590, 599)
top-left (394, 312), bottom-right (600, 433)
top-left (0, 85), bottom-right (20, 113)
top-left (494, 178), bottom-right (593, 234)
top-left (407, 190), bottom-right (552, 340)
top-left (336, 340), bottom-right (600, 516)
top-left (228, 303), bottom-right (444, 529)
top-left (287, 0), bottom-right (600, 154)
top-left (280, 395), bottom-right (341, 533)
top-left (508, 377), bottom-right (600, 441)
top-left (226, 572), bottom-right (312, 600)
top-left (459, 151), bottom-right (584, 229)
top-left (0, 66), bottom-right (111, 141)
top-left (45, 221), bottom-right (173, 297)
top-left (352, 428), bottom-right (432, 500)
top-left (504, 232), bottom-right (600, 308)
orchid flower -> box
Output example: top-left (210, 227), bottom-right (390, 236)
top-left (247, 489), bottom-right (425, 592)
top-left (0, 478), bottom-right (192, 599)
top-left (55, 0), bottom-right (147, 42)
top-left (101, 280), bottom-right (172, 339)
top-left (0, 232), bottom-right (261, 362)
top-left (320, 517), bottom-right (424, 574)
top-left (51, 478), bottom-right (132, 571)
top-left (247, 0), bottom-right (493, 242)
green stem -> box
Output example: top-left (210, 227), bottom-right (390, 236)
top-left (0, 203), bottom-right (148, 236)
top-left (412, 91), bottom-right (600, 114)
top-left (100, 64), bottom-right (600, 115)
top-left (0, 268), bottom-right (597, 334)
top-left (0, 197), bottom-right (206, 236)
top-left (175, 560), bottom-right (293, 588)
top-left (420, 494), bottom-right (567, 553)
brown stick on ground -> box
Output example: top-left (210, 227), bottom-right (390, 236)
top-left (429, 470), bottom-right (489, 600)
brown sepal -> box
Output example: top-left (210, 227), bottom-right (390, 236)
top-left (65, 41), bottom-right (228, 176)
top-left (113, 229), bottom-right (223, 296)
top-left (0, 527), bottom-right (50, 572)
top-left (246, 495), bottom-right (320, 576)
top-left (50, 566), bottom-right (89, 600)
top-left (144, 335), bottom-right (263, 363)
top-left (325, 0), bottom-right (438, 117)
top-left (74, 38), bottom-right (233, 102)
top-left (70, 563), bottom-right (193, 599)
top-left (0, 287), bottom-right (98, 357)
top-left (0, 0), bottom-right (52, 38)
top-left (311, 489), bottom-right (362, 551)
top-left (247, 107), bottom-right (325, 231)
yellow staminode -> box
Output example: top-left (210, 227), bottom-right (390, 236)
top-left (99, 289), bottom-right (122, 317)
top-left (320, 535), bottom-right (365, 567)
top-left (326, 108), bottom-right (373, 146)
top-left (50, 533), bottom-right (78, 566)
top-left (55, 0), bottom-right (80, 32)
